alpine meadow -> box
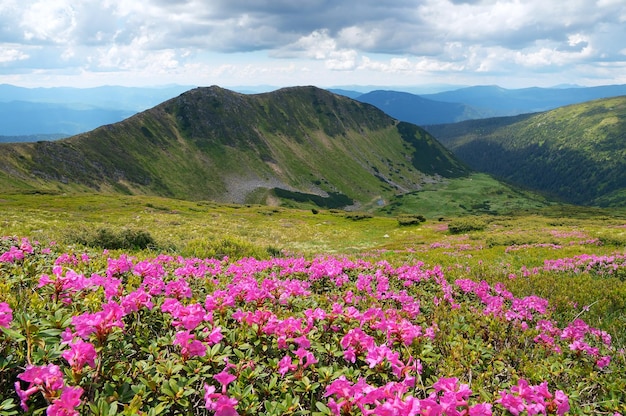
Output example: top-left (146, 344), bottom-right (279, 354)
top-left (1, 85), bottom-right (626, 416)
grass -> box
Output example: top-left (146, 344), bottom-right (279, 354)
top-left (1, 192), bottom-right (624, 260)
top-left (379, 173), bottom-right (552, 218)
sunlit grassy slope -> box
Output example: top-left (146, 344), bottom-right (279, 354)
top-left (0, 192), bottom-right (561, 256)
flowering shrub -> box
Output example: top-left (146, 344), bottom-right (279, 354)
top-left (0, 236), bottom-right (625, 415)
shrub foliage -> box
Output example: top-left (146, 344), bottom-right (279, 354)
top-left (1, 236), bottom-right (625, 415)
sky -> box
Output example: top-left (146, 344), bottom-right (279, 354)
top-left (1, 0), bottom-right (626, 90)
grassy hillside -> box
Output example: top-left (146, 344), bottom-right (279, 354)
top-left (426, 96), bottom-right (626, 206)
top-left (0, 86), bottom-right (476, 211)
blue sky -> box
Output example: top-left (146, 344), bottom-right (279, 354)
top-left (1, 0), bottom-right (625, 89)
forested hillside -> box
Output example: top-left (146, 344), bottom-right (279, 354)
top-left (426, 96), bottom-right (626, 206)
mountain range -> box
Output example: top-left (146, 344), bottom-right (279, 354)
top-left (1, 84), bottom-right (624, 212)
top-left (0, 84), bottom-right (191, 138)
top-left (3, 83), bottom-right (626, 139)
top-left (346, 84), bottom-right (626, 126)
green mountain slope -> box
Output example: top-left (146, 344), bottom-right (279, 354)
top-left (426, 96), bottom-right (626, 206)
top-left (0, 86), bottom-right (474, 210)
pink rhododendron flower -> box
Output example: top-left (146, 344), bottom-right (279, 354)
top-left (62, 339), bottom-right (97, 371)
top-left (294, 347), bottom-right (318, 368)
top-left (173, 331), bottom-right (206, 359)
top-left (106, 254), bottom-right (134, 277)
top-left (165, 278), bottom-right (193, 299)
top-left (0, 245), bottom-right (24, 262)
top-left (204, 384), bottom-right (239, 415)
top-left (19, 364), bottom-right (65, 391)
top-left (553, 390), bottom-right (570, 415)
top-left (596, 355), bottom-right (611, 368)
top-left (469, 403), bottom-right (493, 415)
top-left (0, 302), bottom-right (12, 327)
top-left (141, 275), bottom-right (165, 295)
top-left (46, 386), bottom-right (83, 416)
top-left (71, 300), bottom-right (125, 341)
top-left (214, 370), bottom-right (237, 391)
top-left (207, 326), bottom-right (223, 345)
top-left (278, 355), bottom-right (296, 377)
top-left (15, 364), bottom-right (65, 410)
top-left (120, 288), bottom-right (153, 313)
top-left (14, 382), bottom-right (38, 412)
top-left (497, 379), bottom-right (569, 416)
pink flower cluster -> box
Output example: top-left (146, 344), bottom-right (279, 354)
top-left (455, 279), bottom-right (548, 323)
top-left (70, 300), bottom-right (125, 343)
top-left (205, 363), bottom-right (240, 416)
top-left (2, 237), bottom-right (619, 413)
top-left (14, 364), bottom-right (83, 415)
top-left (543, 253), bottom-right (626, 276)
top-left (324, 376), bottom-right (493, 415)
top-left (455, 278), bottom-right (614, 368)
top-left (497, 379), bottom-right (569, 415)
top-left (0, 302), bottom-right (12, 328)
top-left (61, 337), bottom-right (97, 372)
top-left (0, 237), bottom-right (35, 262)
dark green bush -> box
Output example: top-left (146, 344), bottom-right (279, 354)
top-left (448, 217), bottom-right (487, 234)
top-left (344, 212), bottom-right (373, 221)
top-left (69, 227), bottom-right (157, 250)
top-left (397, 214), bottom-right (426, 226)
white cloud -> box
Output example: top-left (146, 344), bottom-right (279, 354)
top-left (20, 1), bottom-right (77, 43)
top-left (0, 46), bottom-right (29, 63)
top-left (1, 0), bottom-right (625, 88)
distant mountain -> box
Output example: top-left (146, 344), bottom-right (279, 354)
top-left (0, 86), bottom-right (472, 210)
top-left (355, 90), bottom-right (484, 125)
top-left (0, 84), bottom-right (193, 137)
top-left (327, 89), bottom-right (363, 99)
top-left (422, 84), bottom-right (626, 117)
top-left (0, 101), bottom-right (135, 136)
top-left (426, 96), bottom-right (626, 206)
top-left (0, 84), bottom-right (193, 111)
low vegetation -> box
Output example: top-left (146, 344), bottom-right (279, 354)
top-left (1, 193), bottom-right (625, 415)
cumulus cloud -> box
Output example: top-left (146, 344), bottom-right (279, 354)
top-left (1, 0), bottom-right (625, 87)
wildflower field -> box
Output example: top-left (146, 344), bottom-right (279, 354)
top-left (0, 194), bottom-right (625, 415)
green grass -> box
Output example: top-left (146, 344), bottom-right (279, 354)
top-left (1, 192), bottom-right (623, 260)
top-left (378, 173), bottom-right (551, 218)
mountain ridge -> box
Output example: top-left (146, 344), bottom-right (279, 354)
top-left (0, 86), bottom-right (471, 210)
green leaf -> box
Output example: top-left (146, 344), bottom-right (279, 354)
top-left (315, 401), bottom-right (331, 414)
top-left (0, 327), bottom-right (25, 342)
top-left (161, 383), bottom-right (175, 398)
top-left (168, 378), bottom-right (181, 394)
top-left (0, 398), bottom-right (19, 415)
top-left (107, 402), bottom-right (119, 416)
